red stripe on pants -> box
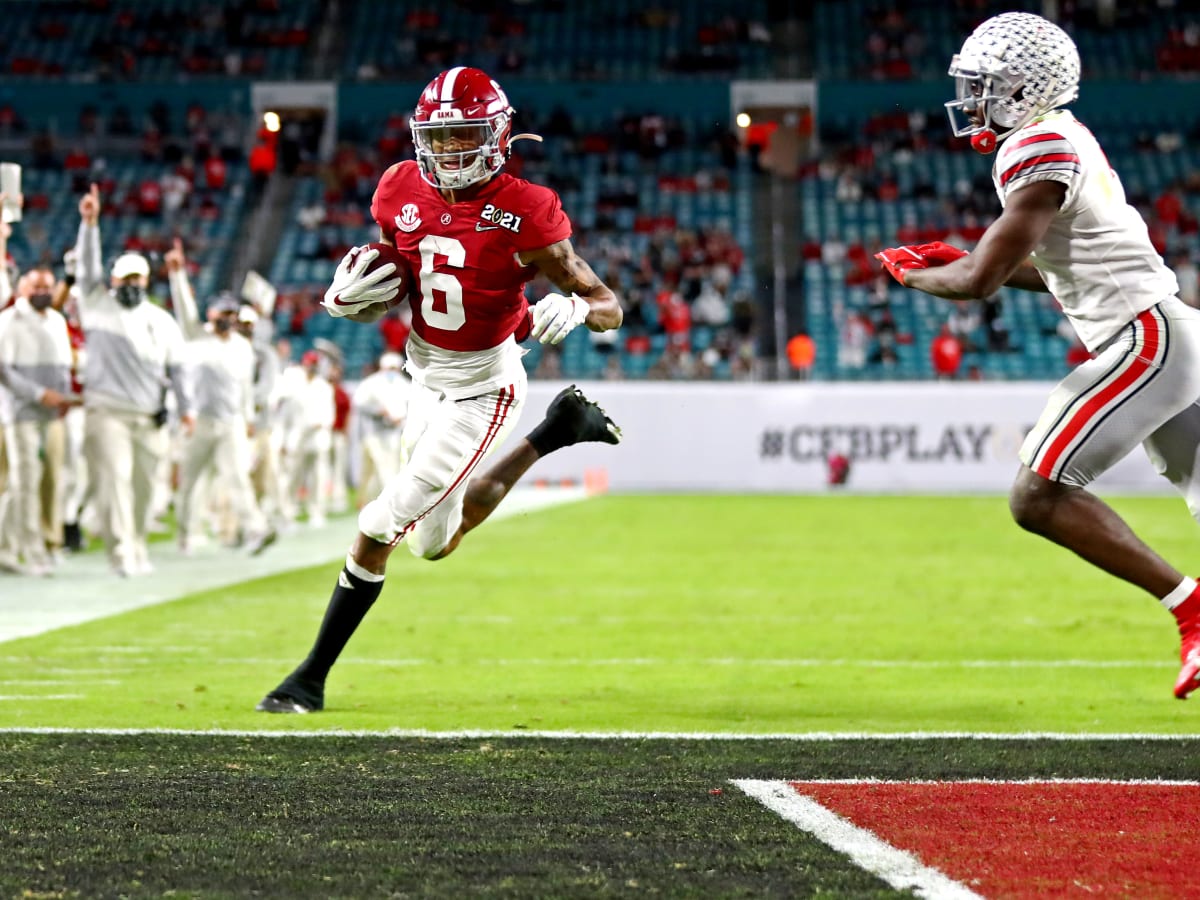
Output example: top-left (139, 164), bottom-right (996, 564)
top-left (1034, 309), bottom-right (1160, 479)
top-left (390, 385), bottom-right (516, 546)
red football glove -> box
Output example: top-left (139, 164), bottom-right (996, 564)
top-left (874, 246), bottom-right (928, 285)
top-left (875, 242), bottom-right (970, 284)
top-left (911, 241), bottom-right (969, 267)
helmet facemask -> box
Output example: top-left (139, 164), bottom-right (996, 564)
top-left (413, 114), bottom-right (510, 190)
top-left (945, 57), bottom-right (1028, 152)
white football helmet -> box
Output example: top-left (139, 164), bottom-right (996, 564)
top-left (945, 12), bottom-right (1080, 154)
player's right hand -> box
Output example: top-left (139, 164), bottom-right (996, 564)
top-left (79, 183), bottom-right (100, 224)
top-left (322, 246), bottom-right (403, 318)
top-left (911, 241), bottom-right (969, 267)
top-left (164, 237), bottom-right (186, 273)
top-left (874, 246), bottom-right (928, 285)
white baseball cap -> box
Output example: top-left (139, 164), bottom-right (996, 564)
top-left (379, 352), bottom-right (403, 370)
top-left (111, 253), bottom-right (150, 279)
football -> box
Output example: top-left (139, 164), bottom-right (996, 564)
top-left (345, 242), bottom-right (411, 323)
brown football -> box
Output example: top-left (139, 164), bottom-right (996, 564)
top-left (344, 242), bottom-right (411, 322)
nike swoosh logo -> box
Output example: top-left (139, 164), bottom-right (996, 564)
top-left (475, 223), bottom-right (500, 232)
top-left (330, 295), bottom-right (366, 307)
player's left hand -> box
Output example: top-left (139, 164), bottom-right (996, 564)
top-left (529, 292), bottom-right (589, 344)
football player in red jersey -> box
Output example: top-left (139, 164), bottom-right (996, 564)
top-left (258, 67), bottom-right (623, 713)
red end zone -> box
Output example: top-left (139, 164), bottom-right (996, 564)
top-left (789, 780), bottom-right (1199, 898)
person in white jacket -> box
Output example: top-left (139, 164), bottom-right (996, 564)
top-left (236, 303), bottom-right (287, 528)
top-left (280, 350), bottom-right (333, 527)
top-left (352, 352), bottom-right (408, 502)
top-left (0, 267), bottom-right (74, 575)
top-left (0, 196), bottom-right (17, 572)
top-left (165, 239), bottom-right (275, 556)
top-left (73, 184), bottom-right (193, 577)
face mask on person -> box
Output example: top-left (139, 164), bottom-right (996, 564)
top-left (115, 284), bottom-right (146, 308)
top-left (29, 293), bottom-right (53, 311)
top-left (214, 317), bottom-right (234, 334)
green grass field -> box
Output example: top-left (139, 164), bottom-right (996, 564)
top-left (2, 495), bottom-right (1197, 734)
top-left (2, 494), bottom-right (1198, 897)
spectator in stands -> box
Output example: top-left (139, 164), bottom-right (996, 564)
top-left (160, 168), bottom-right (190, 228)
top-left (786, 333), bottom-right (816, 379)
top-left (982, 295), bottom-right (1014, 352)
top-left (946, 299), bottom-right (982, 352)
top-left (837, 308), bottom-right (872, 371)
top-left (203, 152), bottom-right (227, 191)
top-left (691, 264), bottom-right (733, 327)
top-left (1172, 252), bottom-right (1199, 309)
top-left (248, 134), bottom-right (277, 198)
top-left (930, 324), bottom-right (962, 380)
top-left (74, 184), bottom-right (193, 577)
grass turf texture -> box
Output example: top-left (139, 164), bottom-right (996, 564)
top-left (2, 734), bottom-right (1197, 899)
top-left (2, 495), bottom-right (1199, 733)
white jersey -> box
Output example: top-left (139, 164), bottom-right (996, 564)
top-left (992, 109), bottom-right (1178, 351)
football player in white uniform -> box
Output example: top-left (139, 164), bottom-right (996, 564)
top-left (876, 13), bottom-right (1200, 699)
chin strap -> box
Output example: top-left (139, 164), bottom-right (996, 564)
top-left (970, 129), bottom-right (998, 154)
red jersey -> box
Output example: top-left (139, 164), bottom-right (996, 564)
top-left (332, 382), bottom-right (351, 432)
top-left (371, 160), bottom-right (571, 353)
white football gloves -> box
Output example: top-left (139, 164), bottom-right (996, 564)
top-left (321, 246), bottom-right (403, 318)
top-left (529, 292), bottom-right (589, 345)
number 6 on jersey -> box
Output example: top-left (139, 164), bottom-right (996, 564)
top-left (417, 234), bottom-right (466, 331)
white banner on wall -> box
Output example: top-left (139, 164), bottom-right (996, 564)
top-left (515, 381), bottom-right (1171, 495)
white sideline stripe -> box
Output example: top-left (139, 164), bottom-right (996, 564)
top-left (0, 487), bottom-right (587, 645)
top-left (4, 657), bottom-right (1176, 672)
top-left (732, 779), bottom-right (984, 899)
top-left (1, 728), bottom-right (1199, 740)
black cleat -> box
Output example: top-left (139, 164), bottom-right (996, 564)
top-left (528, 385), bottom-right (621, 456)
top-left (255, 676), bottom-right (324, 714)
top-left (63, 522), bottom-right (84, 553)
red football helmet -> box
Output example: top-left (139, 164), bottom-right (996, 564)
top-left (411, 66), bottom-right (514, 190)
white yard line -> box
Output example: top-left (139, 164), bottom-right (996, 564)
top-left (0, 728), bottom-right (1198, 739)
top-left (0, 487), bottom-right (587, 644)
top-left (0, 695), bottom-right (85, 702)
top-left (211, 657), bottom-right (1173, 668)
top-left (733, 779), bottom-right (984, 900)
